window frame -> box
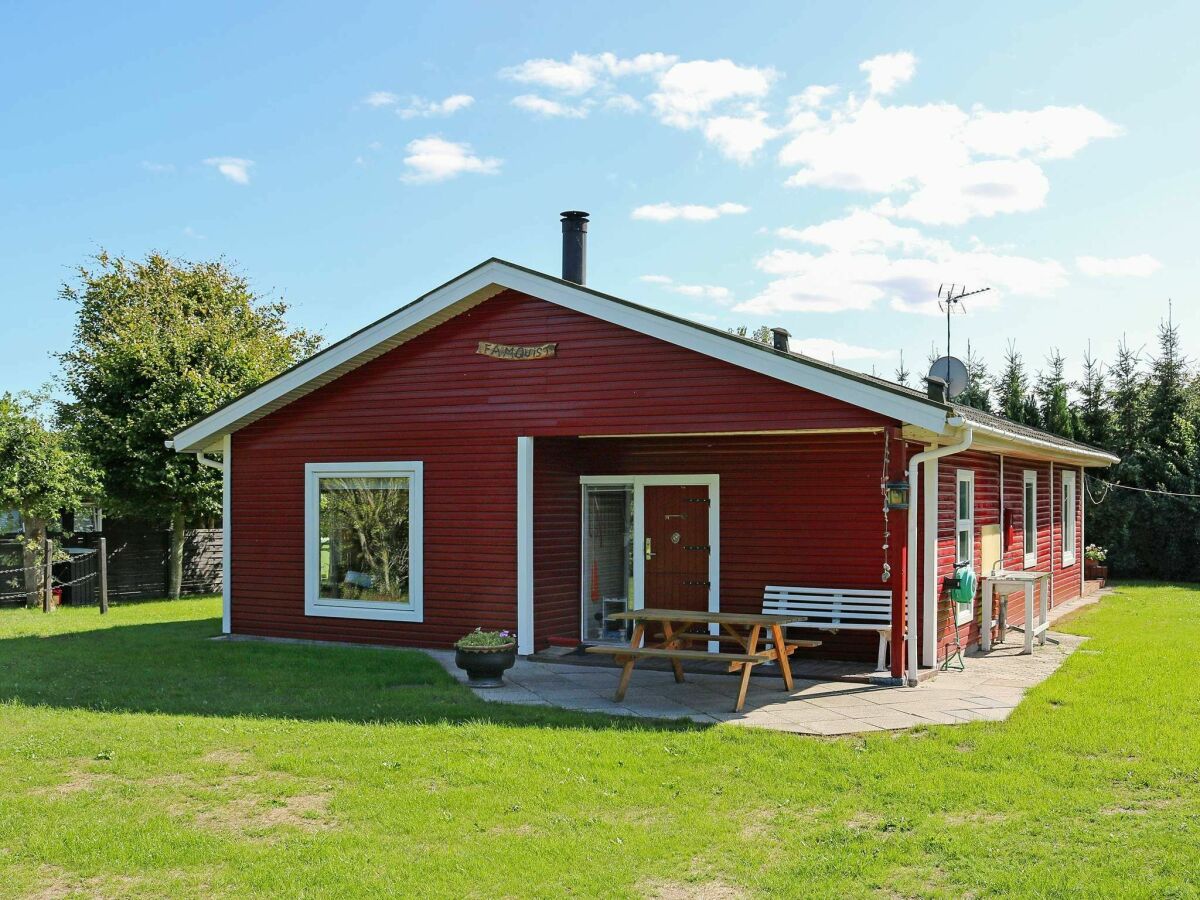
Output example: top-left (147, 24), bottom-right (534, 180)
top-left (1023, 469), bottom-right (1038, 569)
top-left (304, 460), bottom-right (424, 622)
top-left (1061, 469), bottom-right (1077, 567)
top-left (954, 469), bottom-right (975, 626)
top-left (73, 504), bottom-right (104, 533)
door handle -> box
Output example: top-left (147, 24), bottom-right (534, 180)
top-left (644, 537), bottom-right (655, 560)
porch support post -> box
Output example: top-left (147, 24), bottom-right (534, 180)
top-left (888, 429), bottom-right (908, 680)
top-left (222, 433), bottom-right (232, 635)
top-left (921, 450), bottom-right (938, 667)
top-left (516, 436), bottom-right (534, 655)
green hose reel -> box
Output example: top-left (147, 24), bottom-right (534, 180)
top-left (949, 564), bottom-right (977, 604)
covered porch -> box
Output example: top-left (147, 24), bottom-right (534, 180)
top-left (514, 429), bottom-right (912, 680)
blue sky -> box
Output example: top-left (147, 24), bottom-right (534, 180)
top-left (2, 0), bottom-right (1195, 394)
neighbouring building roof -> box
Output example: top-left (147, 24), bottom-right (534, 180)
top-left (171, 258), bottom-right (1118, 467)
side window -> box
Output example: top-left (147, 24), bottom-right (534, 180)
top-left (1023, 470), bottom-right (1038, 569)
top-left (955, 469), bottom-right (975, 626)
top-left (1061, 470), bottom-right (1077, 566)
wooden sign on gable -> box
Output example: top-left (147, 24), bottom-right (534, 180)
top-left (476, 341), bottom-right (558, 361)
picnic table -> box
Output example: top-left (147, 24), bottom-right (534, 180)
top-left (585, 608), bottom-right (821, 712)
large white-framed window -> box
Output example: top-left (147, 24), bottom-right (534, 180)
top-left (955, 469), bottom-right (975, 626)
top-left (1061, 470), bottom-right (1077, 567)
top-left (304, 461), bottom-right (423, 622)
top-left (1023, 470), bottom-right (1038, 569)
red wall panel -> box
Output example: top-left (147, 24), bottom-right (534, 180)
top-left (926, 451), bottom-right (1084, 663)
top-left (231, 289), bottom-right (893, 649)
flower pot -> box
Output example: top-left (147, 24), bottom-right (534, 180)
top-left (1084, 562), bottom-right (1108, 581)
top-left (454, 643), bottom-right (517, 687)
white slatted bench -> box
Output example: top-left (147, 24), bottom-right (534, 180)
top-left (763, 586), bottom-right (894, 672)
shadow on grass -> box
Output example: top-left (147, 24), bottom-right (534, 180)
top-left (0, 615), bottom-right (701, 732)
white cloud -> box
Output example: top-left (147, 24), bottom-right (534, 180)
top-left (648, 59), bottom-right (777, 129)
top-left (604, 93), bottom-right (642, 113)
top-left (790, 84), bottom-right (838, 110)
top-left (740, 209), bottom-right (1067, 315)
top-left (779, 70), bottom-right (1119, 224)
top-left (501, 52), bottom-right (676, 95)
top-left (511, 94), bottom-right (590, 119)
top-left (639, 274), bottom-right (731, 300)
top-left (790, 337), bottom-right (894, 362)
top-left (363, 91), bottom-right (399, 107)
top-left (631, 201), bottom-right (749, 222)
top-left (203, 157), bottom-right (254, 185)
top-left (502, 52), bottom-right (779, 160)
top-left (703, 111), bottom-right (778, 163)
top-left (963, 106), bottom-right (1122, 159)
top-left (1076, 254), bottom-right (1162, 277)
top-left (777, 209), bottom-right (941, 254)
top-left (401, 137), bottom-right (501, 184)
top-left (398, 94), bottom-right (475, 118)
top-left (859, 51), bottom-right (916, 96)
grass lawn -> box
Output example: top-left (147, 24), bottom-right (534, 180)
top-left (0, 586), bottom-right (1197, 898)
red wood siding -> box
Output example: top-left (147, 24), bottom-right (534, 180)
top-left (557, 432), bottom-right (898, 660)
top-left (230, 289), bottom-right (893, 649)
top-left (926, 452), bottom-right (1084, 663)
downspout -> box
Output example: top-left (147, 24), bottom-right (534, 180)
top-left (906, 420), bottom-right (974, 686)
top-left (165, 439), bottom-right (226, 472)
top-left (194, 453), bottom-right (225, 472)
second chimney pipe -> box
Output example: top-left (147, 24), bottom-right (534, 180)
top-left (561, 211), bottom-right (588, 285)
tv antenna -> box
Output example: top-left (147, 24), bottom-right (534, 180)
top-left (937, 283), bottom-right (990, 362)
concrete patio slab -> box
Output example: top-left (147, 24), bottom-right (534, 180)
top-left (428, 627), bottom-right (1087, 736)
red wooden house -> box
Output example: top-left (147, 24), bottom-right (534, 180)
top-left (172, 213), bottom-right (1116, 684)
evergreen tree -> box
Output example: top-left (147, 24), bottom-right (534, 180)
top-left (1036, 350), bottom-right (1075, 438)
top-left (957, 342), bottom-right (993, 413)
top-left (1020, 392), bottom-right (1043, 429)
top-left (1076, 346), bottom-right (1110, 447)
top-left (1108, 339), bottom-right (1146, 458)
top-left (894, 351), bottom-right (911, 387)
top-left (995, 342), bottom-right (1031, 423)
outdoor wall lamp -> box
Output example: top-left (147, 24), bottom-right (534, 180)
top-left (884, 480), bottom-right (910, 510)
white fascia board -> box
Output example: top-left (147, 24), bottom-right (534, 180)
top-left (173, 265), bottom-right (501, 452)
top-left (966, 422), bottom-right (1118, 468)
top-left (173, 260), bottom-right (950, 451)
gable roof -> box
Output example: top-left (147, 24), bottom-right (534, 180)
top-left (171, 258), bottom-right (1118, 467)
top-left (172, 258), bottom-right (953, 452)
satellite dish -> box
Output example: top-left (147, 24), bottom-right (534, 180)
top-left (928, 356), bottom-right (968, 399)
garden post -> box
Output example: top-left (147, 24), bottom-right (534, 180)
top-left (99, 537), bottom-right (108, 614)
top-left (43, 536), bottom-right (52, 613)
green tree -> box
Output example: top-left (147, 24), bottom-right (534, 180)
top-left (995, 342), bottom-right (1033, 423)
top-left (729, 325), bottom-right (772, 345)
top-left (893, 351), bottom-right (911, 387)
top-left (1107, 339), bottom-right (1145, 458)
top-left (57, 252), bottom-right (322, 599)
top-left (957, 342), bottom-right (993, 413)
top-left (1076, 346), bottom-right (1110, 447)
top-left (1036, 350), bottom-right (1075, 438)
top-left (0, 393), bottom-right (98, 604)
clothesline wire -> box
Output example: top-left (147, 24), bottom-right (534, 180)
top-left (1086, 475), bottom-right (1200, 501)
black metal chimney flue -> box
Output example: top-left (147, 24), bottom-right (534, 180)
top-left (560, 211), bottom-right (588, 285)
top-left (770, 327), bottom-right (790, 352)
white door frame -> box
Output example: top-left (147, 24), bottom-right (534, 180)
top-left (579, 474), bottom-right (720, 638)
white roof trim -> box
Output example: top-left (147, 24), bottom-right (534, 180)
top-left (174, 259), bottom-right (951, 452)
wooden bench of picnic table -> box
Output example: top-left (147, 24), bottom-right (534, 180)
top-left (584, 608), bottom-right (822, 712)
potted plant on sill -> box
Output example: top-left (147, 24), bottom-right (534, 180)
top-left (454, 628), bottom-right (517, 687)
top-left (1084, 544), bottom-right (1108, 582)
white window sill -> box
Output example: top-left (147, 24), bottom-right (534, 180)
top-left (305, 601), bottom-right (423, 623)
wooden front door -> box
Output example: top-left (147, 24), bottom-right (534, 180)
top-left (643, 484), bottom-right (710, 612)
